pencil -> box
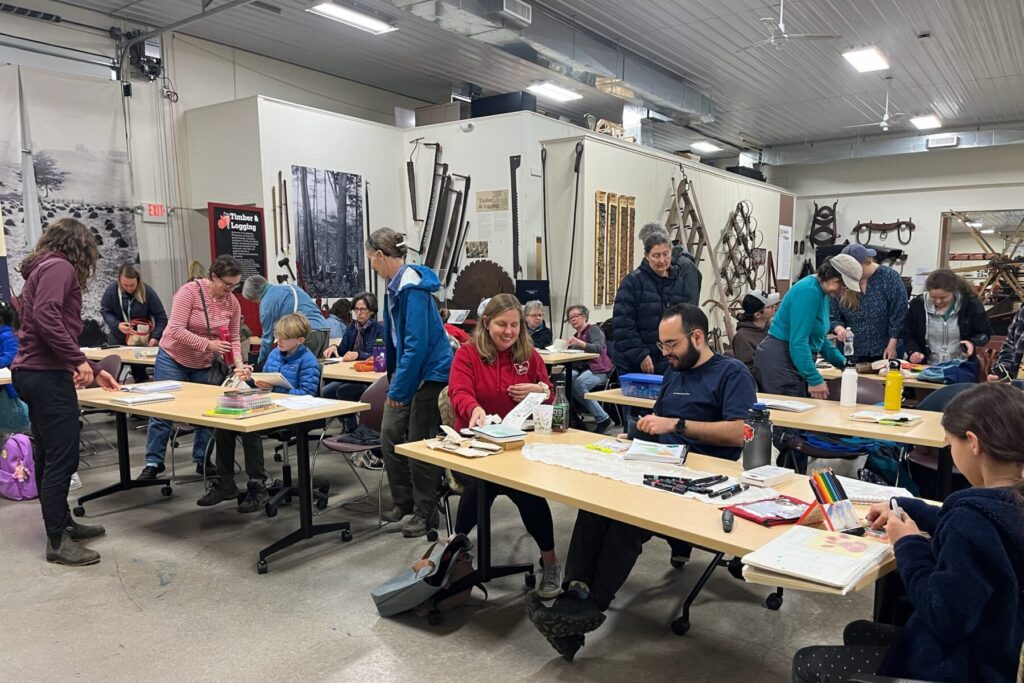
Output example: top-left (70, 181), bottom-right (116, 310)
top-left (808, 476), bottom-right (826, 505)
top-left (830, 470), bottom-right (850, 500)
top-left (820, 471), bottom-right (841, 502)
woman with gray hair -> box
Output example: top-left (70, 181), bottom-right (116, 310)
top-left (524, 300), bottom-right (552, 349)
top-left (241, 274), bottom-right (332, 364)
top-left (566, 304), bottom-right (613, 433)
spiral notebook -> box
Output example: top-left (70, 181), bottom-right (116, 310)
top-left (110, 392), bottom-right (176, 406)
top-left (741, 525), bottom-right (892, 594)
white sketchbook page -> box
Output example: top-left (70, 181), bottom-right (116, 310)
top-left (835, 476), bottom-right (913, 503)
top-left (741, 526), bottom-right (891, 590)
top-left (503, 392), bottom-right (546, 429)
top-left (251, 373), bottom-right (294, 390)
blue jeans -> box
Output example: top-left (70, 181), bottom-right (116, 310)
top-left (572, 369), bottom-right (609, 422)
top-left (144, 349), bottom-right (212, 466)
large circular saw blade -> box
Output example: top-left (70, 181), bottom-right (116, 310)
top-left (450, 260), bottom-right (515, 313)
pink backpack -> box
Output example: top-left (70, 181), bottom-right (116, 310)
top-left (0, 434), bottom-right (37, 501)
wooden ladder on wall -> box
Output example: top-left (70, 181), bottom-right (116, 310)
top-left (665, 173), bottom-right (736, 345)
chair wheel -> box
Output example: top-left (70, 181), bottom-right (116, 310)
top-left (524, 573), bottom-right (536, 589)
top-left (426, 529), bottom-right (438, 542)
top-left (161, 486), bottom-right (173, 497)
top-left (670, 558), bottom-right (685, 569)
top-left (727, 558), bottom-right (744, 580)
top-left (316, 497), bottom-right (327, 510)
top-left (671, 617), bottom-right (691, 636)
top-left (427, 609), bottom-right (442, 626)
top-left (317, 483), bottom-right (330, 495)
top-left (341, 529), bottom-right (352, 542)
top-left (765, 593), bottom-right (783, 611)
top-left (274, 453), bottom-right (282, 462)
top-left (265, 503), bottom-right (278, 518)
top-left (73, 506), bottom-right (85, 517)
top-left (257, 560), bottom-right (268, 575)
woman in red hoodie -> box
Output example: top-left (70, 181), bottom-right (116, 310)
top-left (13, 219), bottom-right (120, 567)
top-left (447, 294), bottom-right (562, 598)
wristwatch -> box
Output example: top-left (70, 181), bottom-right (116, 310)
top-left (674, 418), bottom-right (687, 435)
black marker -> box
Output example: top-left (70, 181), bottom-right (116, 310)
top-left (690, 474), bottom-right (728, 487)
top-left (720, 484), bottom-right (750, 500)
top-left (708, 483), bottom-right (743, 498)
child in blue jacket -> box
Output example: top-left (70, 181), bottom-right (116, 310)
top-left (198, 313), bottom-right (321, 513)
top-left (0, 301), bottom-right (29, 432)
top-left (792, 382), bottom-right (1024, 683)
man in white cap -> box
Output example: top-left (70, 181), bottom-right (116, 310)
top-left (732, 289), bottom-right (780, 371)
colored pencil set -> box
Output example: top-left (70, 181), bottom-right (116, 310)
top-left (808, 468), bottom-right (849, 505)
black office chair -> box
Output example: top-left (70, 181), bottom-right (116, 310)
top-left (906, 383), bottom-right (974, 500)
top-left (79, 354), bottom-right (123, 459)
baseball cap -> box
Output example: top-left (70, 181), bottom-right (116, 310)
top-left (741, 290), bottom-right (781, 316)
top-left (829, 254), bottom-right (864, 291)
top-left (841, 243), bottom-right (877, 263)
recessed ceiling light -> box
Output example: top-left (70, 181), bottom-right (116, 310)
top-left (690, 141), bottom-right (724, 153)
top-left (306, 2), bottom-right (398, 35)
top-left (911, 114), bottom-right (942, 130)
top-left (525, 82), bottom-right (582, 102)
top-left (842, 46), bottom-right (889, 72)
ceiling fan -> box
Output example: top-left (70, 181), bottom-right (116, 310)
top-left (739, 0), bottom-right (842, 51)
top-left (844, 79), bottom-right (905, 132)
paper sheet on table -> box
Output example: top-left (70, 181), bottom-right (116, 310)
top-left (503, 392), bottom-right (546, 429)
top-left (274, 396), bottom-right (337, 410)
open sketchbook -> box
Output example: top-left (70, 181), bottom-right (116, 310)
top-left (741, 525), bottom-right (892, 594)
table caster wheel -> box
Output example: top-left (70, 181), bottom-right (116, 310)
top-left (316, 497), bottom-right (327, 510)
top-left (161, 486), bottom-right (173, 497)
top-left (257, 560), bottom-right (268, 575)
top-left (670, 558), bottom-right (686, 570)
top-left (317, 483), bottom-right (330, 496)
top-left (727, 558), bottom-right (744, 580)
top-left (524, 573), bottom-right (536, 589)
top-left (426, 529), bottom-right (438, 542)
top-left (428, 609), bottom-right (441, 626)
top-left (671, 617), bottom-right (691, 636)
top-left (765, 593), bottom-right (783, 611)
top-left (274, 453), bottom-right (282, 463)
top-left (265, 503), bottom-right (278, 518)
top-left (73, 506), bottom-right (85, 517)
top-left (341, 529), bottom-right (352, 542)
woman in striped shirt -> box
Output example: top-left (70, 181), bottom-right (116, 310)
top-left (137, 256), bottom-right (246, 480)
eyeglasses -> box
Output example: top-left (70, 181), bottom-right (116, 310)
top-left (216, 275), bottom-right (241, 291)
top-left (656, 332), bottom-right (695, 353)
top-left (353, 306), bottom-right (370, 312)
top-left (567, 313), bottom-right (584, 321)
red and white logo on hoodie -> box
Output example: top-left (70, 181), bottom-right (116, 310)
top-left (514, 361), bottom-right (530, 375)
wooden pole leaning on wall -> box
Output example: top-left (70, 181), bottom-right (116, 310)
top-left (535, 237), bottom-right (544, 279)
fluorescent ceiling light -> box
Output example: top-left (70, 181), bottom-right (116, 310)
top-left (965, 220), bottom-right (983, 228)
top-left (306, 2), bottom-right (398, 34)
top-left (980, 229), bottom-right (996, 234)
top-left (842, 47), bottom-right (889, 72)
top-left (910, 114), bottom-right (942, 130)
top-left (690, 141), bottom-right (724, 153)
top-left (525, 82), bottom-right (582, 102)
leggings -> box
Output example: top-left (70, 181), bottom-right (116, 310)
top-left (792, 620), bottom-right (900, 683)
top-left (454, 474), bottom-right (555, 552)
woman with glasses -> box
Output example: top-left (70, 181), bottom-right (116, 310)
top-left (137, 255), bottom-right (248, 481)
top-left (524, 300), bottom-right (552, 349)
top-left (566, 304), bottom-right (613, 433)
top-left (322, 292), bottom-right (383, 430)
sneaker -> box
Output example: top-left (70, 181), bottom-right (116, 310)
top-left (69, 473), bottom-right (83, 490)
top-left (136, 464), bottom-right (166, 481)
top-left (548, 634), bottom-right (585, 662)
top-left (195, 459), bottom-right (214, 476)
top-left (669, 540), bottom-right (692, 568)
top-left (64, 519), bottom-right (106, 541)
top-left (401, 511), bottom-right (439, 538)
top-left (537, 560), bottom-right (563, 599)
top-left (381, 505), bottom-right (412, 523)
top-left (236, 480), bottom-right (269, 514)
top-left (593, 418), bottom-right (612, 435)
top-left (46, 532), bottom-right (100, 566)
top-left (197, 480), bottom-right (239, 507)
top-left (530, 583), bottom-right (605, 638)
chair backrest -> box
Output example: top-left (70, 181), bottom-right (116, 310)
top-left (916, 382), bottom-right (975, 412)
top-left (90, 354), bottom-right (123, 387)
top-left (358, 376), bottom-right (390, 433)
top-left (437, 386), bottom-right (455, 427)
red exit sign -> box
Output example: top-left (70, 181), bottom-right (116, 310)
top-left (147, 203), bottom-right (166, 217)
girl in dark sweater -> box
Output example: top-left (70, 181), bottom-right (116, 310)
top-left (792, 382), bottom-right (1024, 683)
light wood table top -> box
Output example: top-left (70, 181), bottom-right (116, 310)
top-left (396, 430), bottom-right (895, 590)
top-left (585, 388), bottom-right (946, 448)
top-left (78, 382), bottom-right (367, 432)
top-left (0, 372), bottom-right (9, 386)
top-left (536, 351), bottom-right (600, 365)
top-left (321, 360), bottom-right (385, 384)
top-left (819, 366), bottom-right (937, 391)
top-left (82, 346), bottom-right (158, 366)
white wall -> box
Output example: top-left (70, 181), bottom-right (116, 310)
top-left (765, 145), bottom-right (1024, 290)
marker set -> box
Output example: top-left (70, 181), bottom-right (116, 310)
top-left (797, 467), bottom-right (863, 534)
top-left (643, 474), bottom-right (750, 500)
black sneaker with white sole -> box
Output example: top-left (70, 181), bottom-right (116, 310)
top-left (548, 634), bottom-right (585, 662)
top-left (136, 464), bottom-right (166, 481)
top-left (530, 589), bottom-right (605, 638)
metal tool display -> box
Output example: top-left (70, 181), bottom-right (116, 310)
top-left (718, 199), bottom-right (766, 307)
top-left (852, 218), bottom-right (916, 245)
top-left (271, 184), bottom-right (278, 257)
top-left (407, 137), bottom-right (422, 223)
top-left (509, 154), bottom-right (523, 280)
top-left (809, 201), bottom-right (838, 248)
top-left (365, 180), bottom-right (375, 296)
top-left (438, 173), bottom-right (471, 288)
top-left (417, 142), bottom-right (444, 257)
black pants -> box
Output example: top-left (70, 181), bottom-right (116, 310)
top-left (127, 362), bottom-right (150, 384)
top-left (322, 381), bottom-right (366, 429)
top-left (13, 368), bottom-right (80, 540)
top-left (564, 510), bottom-right (653, 610)
top-left (754, 336), bottom-right (809, 398)
top-left (214, 429), bottom-right (268, 482)
top-left (453, 473), bottom-right (555, 552)
top-left (791, 620), bottom-right (899, 683)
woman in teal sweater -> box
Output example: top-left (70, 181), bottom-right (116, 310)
top-left (754, 255), bottom-right (862, 399)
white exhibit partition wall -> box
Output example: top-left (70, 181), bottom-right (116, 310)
top-left (541, 133), bottom-right (793, 339)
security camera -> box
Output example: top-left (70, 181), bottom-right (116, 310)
top-left (459, 122), bottom-right (475, 133)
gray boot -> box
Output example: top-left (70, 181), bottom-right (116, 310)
top-left (46, 532), bottom-right (100, 566)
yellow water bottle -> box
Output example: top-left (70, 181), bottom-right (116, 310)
top-left (884, 360), bottom-right (903, 411)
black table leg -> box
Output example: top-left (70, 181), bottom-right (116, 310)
top-left (670, 550), bottom-right (724, 635)
top-left (474, 478), bottom-right (533, 584)
top-left (74, 412), bottom-right (171, 516)
top-left (257, 422), bottom-right (351, 574)
top-left (937, 446), bottom-right (953, 500)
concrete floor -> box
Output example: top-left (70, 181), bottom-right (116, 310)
top-left (0, 415), bottom-right (873, 682)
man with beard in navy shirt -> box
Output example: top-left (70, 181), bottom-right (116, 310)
top-left (527, 304), bottom-right (757, 661)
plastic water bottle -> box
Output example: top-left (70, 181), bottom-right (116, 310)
top-left (840, 360), bottom-right (859, 407)
top-left (884, 359), bottom-right (903, 411)
top-left (551, 384), bottom-right (570, 433)
top-left (219, 326), bottom-right (233, 365)
top-left (742, 403), bottom-right (773, 470)
top-left (843, 329), bottom-right (855, 359)
top-left (372, 337), bottom-right (387, 373)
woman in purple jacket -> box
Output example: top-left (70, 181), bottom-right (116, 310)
top-left (565, 304), bottom-right (613, 433)
top-left (12, 219), bottom-right (120, 567)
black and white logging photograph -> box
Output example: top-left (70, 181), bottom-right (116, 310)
top-left (291, 164), bottom-right (365, 299)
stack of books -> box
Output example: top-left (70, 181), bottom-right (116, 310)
top-left (205, 389), bottom-right (282, 419)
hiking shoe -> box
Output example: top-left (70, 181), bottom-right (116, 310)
top-left (195, 459), bottom-right (214, 476)
top-left (548, 634), bottom-right (585, 662)
top-left (64, 519), bottom-right (106, 541)
top-left (537, 561), bottom-right (563, 599)
top-left (197, 480), bottom-right (239, 507)
top-left (237, 480), bottom-right (269, 514)
top-left (593, 418), bottom-right (612, 435)
top-left (401, 512), bottom-right (439, 538)
top-left (46, 532), bottom-right (100, 566)
top-left (69, 472), bottom-right (83, 490)
top-left (382, 505), bottom-right (412, 523)
top-left (530, 587), bottom-right (605, 638)
top-left (136, 464), bottom-right (166, 481)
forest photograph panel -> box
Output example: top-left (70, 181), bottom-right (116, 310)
top-left (291, 165), bottom-right (365, 299)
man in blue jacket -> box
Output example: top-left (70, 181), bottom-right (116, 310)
top-left (241, 275), bottom-right (331, 366)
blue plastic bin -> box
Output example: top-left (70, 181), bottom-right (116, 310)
top-left (619, 373), bottom-right (663, 400)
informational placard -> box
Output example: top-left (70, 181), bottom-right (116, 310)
top-left (208, 203), bottom-right (267, 279)
top-left (476, 189), bottom-right (509, 212)
top-left (777, 224), bottom-right (793, 279)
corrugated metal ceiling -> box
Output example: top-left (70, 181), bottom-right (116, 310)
top-left (57, 0), bottom-right (1024, 153)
